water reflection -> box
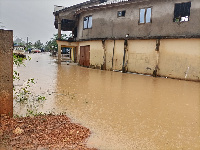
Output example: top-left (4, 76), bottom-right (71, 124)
top-left (14, 53), bottom-right (200, 149)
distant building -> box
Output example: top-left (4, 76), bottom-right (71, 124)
top-left (13, 45), bottom-right (26, 58)
top-left (54, 0), bottom-right (200, 81)
top-left (13, 45), bottom-right (25, 51)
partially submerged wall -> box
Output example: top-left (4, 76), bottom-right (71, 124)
top-left (79, 41), bottom-right (104, 68)
top-left (127, 40), bottom-right (157, 75)
top-left (0, 29), bottom-right (13, 117)
top-left (78, 38), bottom-right (200, 81)
top-left (112, 40), bottom-right (124, 71)
top-left (159, 39), bottom-right (200, 81)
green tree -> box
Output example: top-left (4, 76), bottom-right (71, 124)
top-left (27, 42), bottom-right (33, 50)
top-left (34, 40), bottom-right (43, 50)
top-left (44, 34), bottom-right (69, 52)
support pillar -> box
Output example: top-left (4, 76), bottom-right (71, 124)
top-left (153, 39), bottom-right (160, 77)
top-left (57, 17), bottom-right (61, 64)
top-left (122, 40), bottom-right (128, 73)
top-left (0, 30), bottom-right (13, 117)
top-left (58, 44), bottom-right (61, 64)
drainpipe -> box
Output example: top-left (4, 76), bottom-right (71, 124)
top-left (57, 17), bottom-right (61, 64)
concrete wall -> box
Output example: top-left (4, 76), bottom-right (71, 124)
top-left (105, 40), bottom-right (114, 70)
top-left (127, 40), bottom-right (157, 74)
top-left (79, 41), bottom-right (104, 68)
top-left (158, 39), bottom-right (200, 81)
top-left (78, 40), bottom-right (124, 70)
top-left (0, 29), bottom-right (13, 117)
top-left (77, 0), bottom-right (200, 40)
top-left (113, 40), bottom-right (124, 71)
top-left (75, 38), bottom-right (200, 81)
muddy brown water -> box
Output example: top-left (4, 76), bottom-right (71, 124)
top-left (13, 53), bottom-right (200, 150)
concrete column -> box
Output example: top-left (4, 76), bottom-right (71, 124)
top-left (0, 29), bottom-right (13, 117)
top-left (58, 44), bottom-right (61, 64)
top-left (58, 17), bottom-right (61, 40)
top-left (57, 17), bottom-right (61, 64)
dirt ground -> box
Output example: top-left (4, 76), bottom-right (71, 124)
top-left (0, 115), bottom-right (97, 150)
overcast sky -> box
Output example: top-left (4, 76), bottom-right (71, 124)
top-left (0, 0), bottom-right (87, 44)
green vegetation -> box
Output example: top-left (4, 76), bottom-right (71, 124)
top-left (44, 34), bottom-right (69, 52)
top-left (13, 54), bottom-right (46, 116)
top-left (13, 54), bottom-right (24, 66)
top-left (34, 40), bottom-right (44, 50)
top-left (14, 33), bottom-right (70, 52)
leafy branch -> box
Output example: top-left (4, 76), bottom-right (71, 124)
top-left (13, 54), bottom-right (46, 116)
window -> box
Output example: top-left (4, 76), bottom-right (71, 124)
top-left (83, 16), bottom-right (92, 29)
top-left (174, 2), bottom-right (191, 22)
top-left (139, 7), bottom-right (152, 24)
top-left (118, 10), bottom-right (126, 17)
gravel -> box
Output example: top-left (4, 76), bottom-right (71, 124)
top-left (0, 115), bottom-right (97, 150)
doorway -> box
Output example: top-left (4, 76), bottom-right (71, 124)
top-left (79, 45), bottom-right (90, 67)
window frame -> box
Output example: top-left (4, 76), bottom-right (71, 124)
top-left (83, 15), bottom-right (92, 29)
top-left (173, 2), bottom-right (191, 23)
top-left (139, 7), bottom-right (152, 24)
top-left (117, 10), bottom-right (126, 17)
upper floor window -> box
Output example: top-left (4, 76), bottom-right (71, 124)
top-left (173, 2), bottom-right (191, 22)
top-left (139, 7), bottom-right (152, 24)
top-left (118, 10), bottom-right (126, 17)
top-left (83, 16), bottom-right (92, 29)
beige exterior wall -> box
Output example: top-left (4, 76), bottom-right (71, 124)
top-left (79, 41), bottom-right (104, 68)
top-left (57, 38), bottom-right (200, 81)
top-left (113, 40), bottom-right (124, 71)
top-left (127, 40), bottom-right (157, 74)
top-left (105, 40), bottom-right (114, 70)
top-left (159, 39), bottom-right (200, 80)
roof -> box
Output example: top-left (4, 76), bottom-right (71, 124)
top-left (53, 0), bottom-right (101, 15)
top-left (75, 0), bottom-right (143, 15)
top-left (54, 0), bottom-right (135, 16)
top-left (96, 0), bottom-right (130, 6)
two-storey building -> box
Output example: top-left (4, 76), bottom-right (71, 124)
top-left (54, 0), bottom-right (200, 81)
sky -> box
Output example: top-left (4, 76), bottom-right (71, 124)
top-left (0, 0), bottom-right (87, 44)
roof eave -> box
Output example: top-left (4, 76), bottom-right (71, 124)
top-left (75, 0), bottom-right (148, 15)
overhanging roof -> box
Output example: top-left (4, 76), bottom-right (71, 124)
top-left (75, 0), bottom-right (149, 15)
top-left (53, 0), bottom-right (104, 16)
top-left (53, 0), bottom-right (140, 17)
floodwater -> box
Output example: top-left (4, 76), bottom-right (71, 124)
top-left (14, 53), bottom-right (200, 150)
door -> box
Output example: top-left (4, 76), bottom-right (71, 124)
top-left (80, 45), bottom-right (90, 67)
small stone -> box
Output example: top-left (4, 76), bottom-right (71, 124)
top-left (13, 127), bottom-right (24, 135)
top-left (0, 129), bottom-right (3, 136)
